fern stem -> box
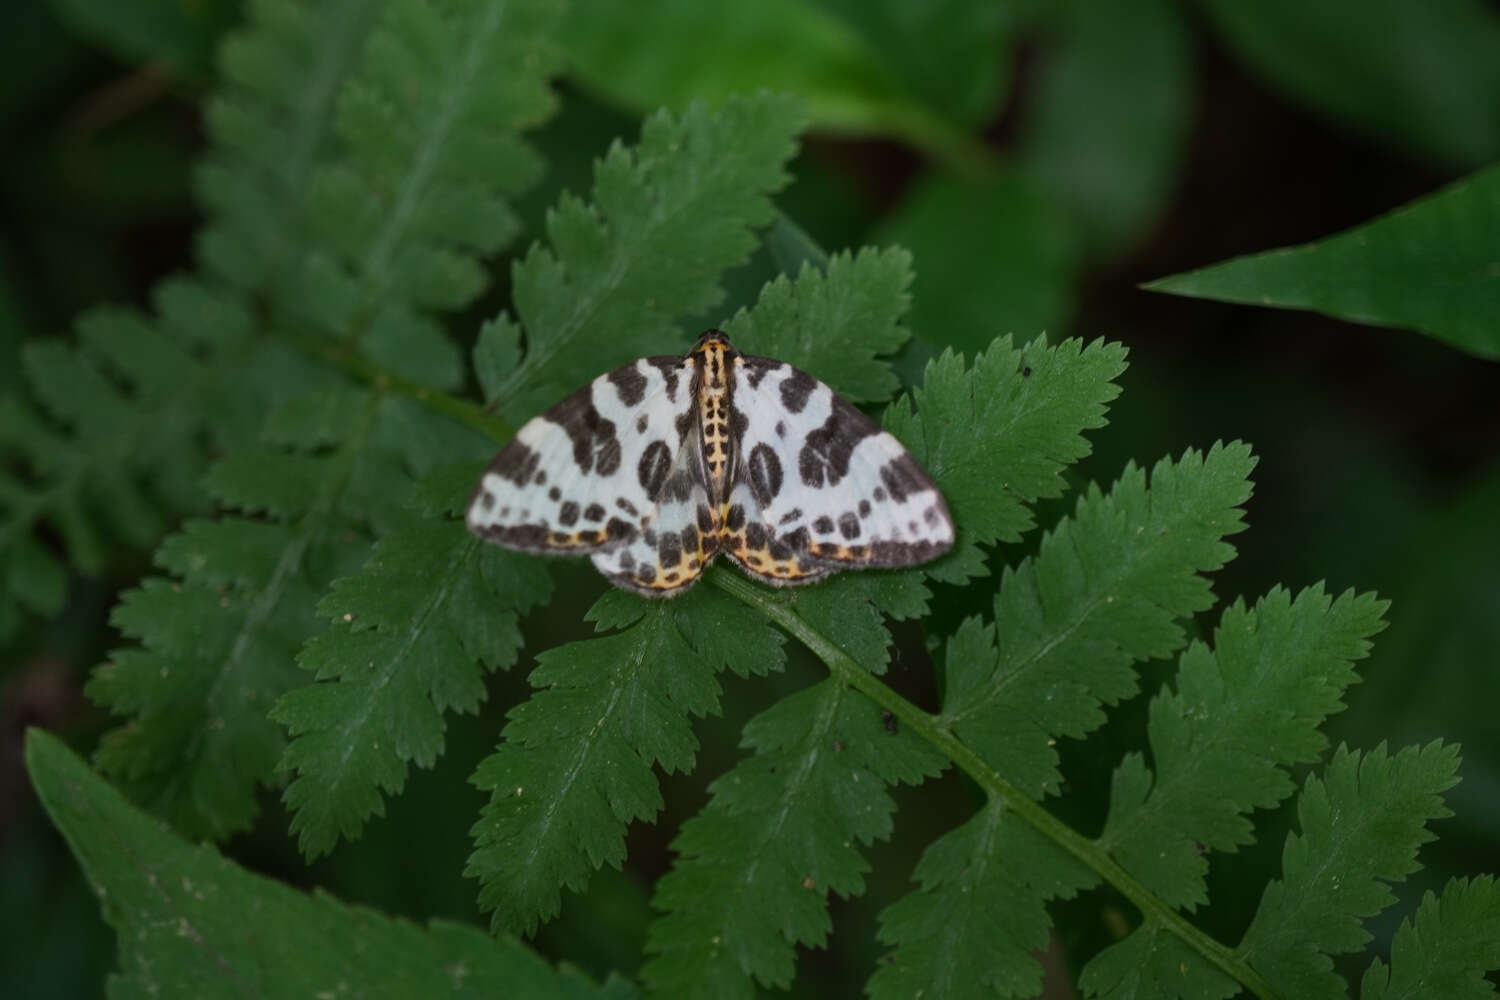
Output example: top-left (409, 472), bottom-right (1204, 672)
top-left (706, 566), bottom-right (1279, 1000)
top-left (280, 328), bottom-right (514, 443)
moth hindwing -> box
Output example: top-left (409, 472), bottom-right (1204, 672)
top-left (468, 330), bottom-right (953, 596)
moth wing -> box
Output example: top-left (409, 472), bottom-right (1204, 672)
top-left (467, 356), bottom-right (693, 553)
top-left (589, 433), bottom-right (719, 597)
top-left (723, 355), bottom-right (953, 585)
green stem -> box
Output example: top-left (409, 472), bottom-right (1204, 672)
top-left (707, 566), bottom-right (1278, 1000)
top-left (312, 343), bottom-right (1276, 1000)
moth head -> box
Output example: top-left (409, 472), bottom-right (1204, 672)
top-left (691, 328), bottom-right (732, 352)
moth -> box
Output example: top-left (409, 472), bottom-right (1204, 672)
top-left (467, 330), bottom-right (953, 596)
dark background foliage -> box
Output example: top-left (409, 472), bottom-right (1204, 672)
top-left (3, 1), bottom-right (1497, 994)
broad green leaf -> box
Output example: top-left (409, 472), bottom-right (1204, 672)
top-left (1020, 0), bottom-right (1192, 255)
top-left (48, 0), bottom-right (238, 79)
top-left (558, 0), bottom-right (978, 163)
top-left (1146, 164), bottom-right (1500, 360)
top-left (1361, 876), bottom-right (1500, 1000)
top-left (810, 0), bottom-right (1011, 128)
top-left (643, 677), bottom-right (946, 997)
top-left (1100, 586), bottom-right (1389, 909)
top-left (1237, 742), bottom-right (1461, 997)
top-left (1198, 0), bottom-right (1500, 169)
top-left (875, 171), bottom-right (1078, 358)
top-left (24, 730), bottom-right (629, 1000)
top-left (941, 443), bottom-right (1256, 797)
top-left (468, 586), bottom-right (787, 935)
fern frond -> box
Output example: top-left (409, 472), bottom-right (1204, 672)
top-left (0, 279), bottom-right (288, 640)
top-left (1236, 741), bottom-right (1460, 997)
top-left (290, 0), bottom-right (562, 381)
top-left (871, 801), bottom-right (1093, 999)
top-left (25, 730), bottom-right (625, 999)
top-left (1361, 876), bottom-right (1500, 1000)
top-left (886, 336), bottom-right (1130, 584)
top-left (196, 0), bottom-right (384, 294)
top-left (479, 93), bottom-right (806, 422)
top-left (940, 442), bottom-right (1256, 797)
top-left (87, 388), bottom-right (378, 838)
top-left (642, 676), bottom-right (947, 996)
top-left (723, 246), bottom-right (913, 404)
top-left (1099, 585), bottom-right (1388, 909)
top-left (871, 443), bottom-right (1255, 997)
top-left (273, 465), bottom-right (552, 859)
top-left (467, 586), bottom-right (787, 935)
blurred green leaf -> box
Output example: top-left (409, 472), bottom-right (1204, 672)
top-left (1146, 164), bottom-right (1500, 359)
top-left (24, 729), bottom-right (630, 999)
top-left (49, 0), bottom-right (241, 80)
top-left (810, 0), bottom-right (1010, 128)
top-left (1020, 0), bottom-right (1192, 256)
top-left (0, 3), bottom-right (79, 125)
top-left (558, 0), bottom-right (986, 171)
top-left (1197, 0), bottom-right (1500, 168)
top-left (876, 171), bottom-right (1078, 358)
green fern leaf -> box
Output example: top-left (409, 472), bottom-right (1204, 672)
top-left (1361, 876), bottom-right (1500, 1000)
top-left (87, 392), bottom-right (377, 839)
top-left (480, 93), bottom-right (805, 421)
top-left (723, 245), bottom-right (913, 404)
top-left (872, 443), bottom-right (1254, 997)
top-left (885, 335), bottom-right (1130, 584)
top-left (291, 0), bottom-right (562, 383)
top-left (25, 730), bottom-right (628, 999)
top-left (273, 467), bottom-right (552, 859)
top-left (468, 586), bottom-right (786, 935)
top-left (940, 442), bottom-right (1256, 798)
top-left (196, 0), bottom-right (384, 295)
top-left (871, 801), bottom-right (1094, 999)
top-left (1099, 585), bottom-right (1389, 909)
top-left (1236, 741), bottom-right (1461, 998)
top-left (642, 677), bottom-right (947, 996)
top-left (0, 278), bottom-right (291, 640)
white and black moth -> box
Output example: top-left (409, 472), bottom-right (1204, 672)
top-left (467, 330), bottom-right (953, 596)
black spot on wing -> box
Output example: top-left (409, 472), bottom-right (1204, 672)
top-left (607, 362), bottom-right (647, 407)
top-left (658, 531), bottom-right (682, 568)
top-left (879, 455), bottom-right (926, 503)
top-left (638, 440), bottom-right (672, 497)
top-left (747, 443), bottom-right (784, 505)
top-left (798, 397), bottom-right (880, 489)
top-left (813, 515), bottom-right (834, 534)
top-left (551, 391), bottom-right (621, 476)
top-left (838, 512), bottom-right (861, 539)
top-left (488, 440), bottom-right (540, 487)
top-left (779, 368), bottom-right (817, 413)
top-left (778, 507), bottom-right (802, 526)
top-left (742, 357), bottom-right (778, 389)
top-left (646, 357), bottom-right (683, 401)
top-left (727, 504), bottom-right (746, 530)
top-left (559, 501), bottom-right (580, 526)
top-left (585, 503), bottom-right (606, 522)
